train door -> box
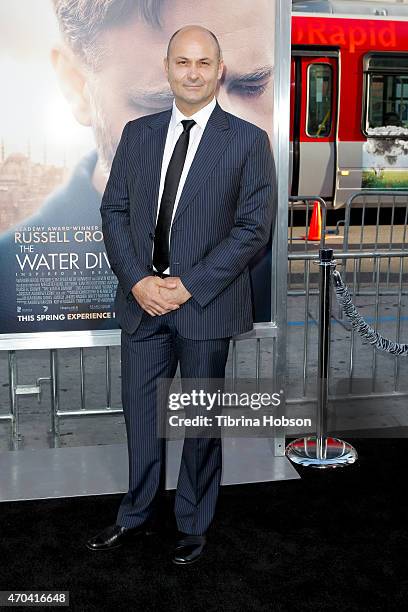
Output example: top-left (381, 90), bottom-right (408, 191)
top-left (290, 52), bottom-right (338, 203)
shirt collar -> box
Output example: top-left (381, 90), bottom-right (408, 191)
top-left (171, 97), bottom-right (217, 131)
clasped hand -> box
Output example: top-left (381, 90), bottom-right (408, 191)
top-left (131, 276), bottom-right (191, 317)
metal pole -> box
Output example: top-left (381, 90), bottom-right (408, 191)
top-left (106, 346), bottom-right (112, 409)
top-left (50, 349), bottom-right (60, 447)
top-left (285, 249), bottom-right (358, 468)
top-left (8, 350), bottom-right (20, 446)
top-left (79, 348), bottom-right (85, 411)
top-left (316, 249), bottom-right (333, 460)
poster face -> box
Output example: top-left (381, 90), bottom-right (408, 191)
top-left (0, 0), bottom-right (276, 334)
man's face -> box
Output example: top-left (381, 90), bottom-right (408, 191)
top-left (164, 28), bottom-right (223, 115)
top-left (77, 0), bottom-right (274, 176)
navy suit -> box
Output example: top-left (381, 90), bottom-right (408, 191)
top-left (100, 102), bottom-right (276, 534)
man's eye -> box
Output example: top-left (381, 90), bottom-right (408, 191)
top-left (230, 83), bottom-right (268, 98)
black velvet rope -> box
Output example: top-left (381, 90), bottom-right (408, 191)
top-left (332, 269), bottom-right (408, 356)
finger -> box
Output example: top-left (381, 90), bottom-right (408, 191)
top-left (157, 307), bottom-right (174, 315)
top-left (156, 278), bottom-right (178, 289)
top-left (151, 297), bottom-right (179, 311)
top-left (148, 305), bottom-right (165, 315)
top-left (152, 300), bottom-right (174, 315)
top-left (156, 289), bottom-right (180, 308)
top-left (155, 307), bottom-right (168, 315)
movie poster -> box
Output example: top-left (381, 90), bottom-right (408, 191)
top-left (0, 0), bottom-right (276, 335)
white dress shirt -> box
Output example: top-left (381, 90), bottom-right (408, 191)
top-left (153, 97), bottom-right (217, 274)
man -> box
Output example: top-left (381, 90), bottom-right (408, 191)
top-left (0, 0), bottom-right (275, 333)
top-left (86, 25), bottom-right (276, 564)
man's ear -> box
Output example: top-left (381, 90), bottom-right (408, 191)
top-left (218, 59), bottom-right (225, 81)
top-left (51, 44), bottom-right (92, 127)
top-left (163, 56), bottom-right (169, 77)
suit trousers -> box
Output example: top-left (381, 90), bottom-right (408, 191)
top-left (116, 308), bottom-right (231, 535)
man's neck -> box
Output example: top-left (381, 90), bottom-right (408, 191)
top-left (174, 97), bottom-right (215, 117)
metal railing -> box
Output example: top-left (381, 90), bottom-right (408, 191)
top-left (289, 190), bottom-right (408, 295)
top-left (288, 195), bottom-right (327, 250)
top-left (287, 250), bottom-right (408, 406)
top-left (287, 190), bottom-right (408, 411)
top-left (3, 190), bottom-right (408, 449)
top-left (343, 191), bottom-right (408, 294)
top-left (1, 324), bottom-right (278, 450)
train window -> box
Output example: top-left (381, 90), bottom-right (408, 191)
top-left (364, 54), bottom-right (408, 131)
top-left (368, 56), bottom-right (408, 72)
top-left (306, 64), bottom-right (332, 138)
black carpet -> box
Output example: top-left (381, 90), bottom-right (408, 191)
top-left (1, 439), bottom-right (407, 611)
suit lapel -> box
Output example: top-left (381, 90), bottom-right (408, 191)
top-left (172, 103), bottom-right (234, 225)
top-left (139, 109), bottom-right (171, 227)
top-left (139, 103), bottom-right (234, 228)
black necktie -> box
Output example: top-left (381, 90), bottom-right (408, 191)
top-left (153, 119), bottom-right (196, 274)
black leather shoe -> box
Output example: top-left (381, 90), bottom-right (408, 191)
top-left (86, 523), bottom-right (155, 551)
top-left (172, 534), bottom-right (206, 565)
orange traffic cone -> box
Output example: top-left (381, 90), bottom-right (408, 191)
top-left (306, 200), bottom-right (322, 241)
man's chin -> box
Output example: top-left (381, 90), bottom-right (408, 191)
top-left (178, 93), bottom-right (211, 108)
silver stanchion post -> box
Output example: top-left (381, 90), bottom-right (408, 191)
top-left (286, 248), bottom-right (358, 468)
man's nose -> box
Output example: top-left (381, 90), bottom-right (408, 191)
top-left (187, 66), bottom-right (199, 80)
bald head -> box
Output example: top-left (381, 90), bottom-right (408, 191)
top-left (166, 25), bottom-right (222, 62)
top-left (164, 23), bottom-right (224, 116)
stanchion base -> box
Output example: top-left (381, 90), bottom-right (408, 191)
top-left (285, 436), bottom-right (358, 469)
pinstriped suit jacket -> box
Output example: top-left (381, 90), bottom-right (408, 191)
top-left (100, 102), bottom-right (276, 339)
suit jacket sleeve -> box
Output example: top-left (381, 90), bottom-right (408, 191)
top-left (100, 121), bottom-right (150, 297)
top-left (180, 130), bottom-right (276, 308)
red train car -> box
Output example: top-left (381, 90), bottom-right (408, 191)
top-left (291, 0), bottom-right (408, 207)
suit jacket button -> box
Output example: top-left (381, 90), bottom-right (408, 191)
top-left (149, 232), bottom-right (154, 239)
top-left (147, 265), bottom-right (153, 270)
